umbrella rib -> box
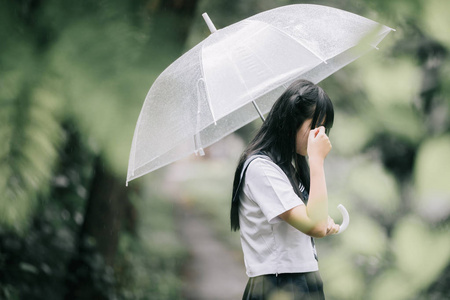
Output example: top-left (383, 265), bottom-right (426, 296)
top-left (194, 82), bottom-right (206, 156)
top-left (199, 12), bottom-right (219, 125)
top-left (251, 101), bottom-right (266, 121)
top-left (197, 77), bottom-right (217, 125)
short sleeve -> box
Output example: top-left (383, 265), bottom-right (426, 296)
top-left (243, 158), bottom-right (304, 224)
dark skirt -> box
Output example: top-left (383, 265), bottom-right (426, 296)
top-left (242, 272), bottom-right (325, 300)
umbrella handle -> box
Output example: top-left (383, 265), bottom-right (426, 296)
top-left (336, 204), bottom-right (349, 234)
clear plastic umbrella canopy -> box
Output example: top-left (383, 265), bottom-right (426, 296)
top-left (127, 4), bottom-right (394, 184)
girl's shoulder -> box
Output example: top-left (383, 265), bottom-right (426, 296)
top-left (243, 153), bottom-right (272, 173)
top-left (245, 154), bottom-right (287, 180)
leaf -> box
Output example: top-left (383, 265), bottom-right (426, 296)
top-left (0, 55), bottom-right (64, 231)
top-left (360, 57), bottom-right (420, 108)
top-left (413, 135), bottom-right (450, 222)
top-left (422, 0), bottom-right (450, 48)
top-left (320, 251), bottom-right (365, 300)
top-left (348, 159), bottom-right (401, 215)
top-left (47, 11), bottom-right (184, 176)
top-left (392, 215), bottom-right (450, 290)
top-left (19, 262), bottom-right (38, 274)
top-left (341, 215), bottom-right (388, 256)
top-left (332, 111), bottom-right (374, 155)
top-left (368, 269), bottom-right (416, 300)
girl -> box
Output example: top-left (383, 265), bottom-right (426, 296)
top-left (231, 79), bottom-right (339, 299)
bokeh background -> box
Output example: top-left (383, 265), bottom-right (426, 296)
top-left (1, 0), bottom-right (449, 299)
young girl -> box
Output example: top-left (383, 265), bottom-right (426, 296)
top-left (231, 79), bottom-right (339, 299)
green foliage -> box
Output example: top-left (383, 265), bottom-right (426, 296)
top-left (366, 216), bottom-right (450, 300)
top-left (419, 0), bottom-right (450, 49)
top-left (45, 1), bottom-right (152, 175)
top-left (393, 216), bottom-right (450, 288)
top-left (331, 111), bottom-right (373, 155)
top-left (1, 0), bottom-right (191, 298)
top-left (0, 44), bottom-right (64, 230)
top-left (174, 158), bottom-right (242, 249)
top-left (42, 1), bottom-right (191, 177)
top-left (413, 135), bottom-right (450, 222)
top-left (341, 214), bottom-right (388, 257)
top-left (0, 0), bottom-right (189, 221)
top-left (348, 160), bottom-right (401, 216)
top-left (0, 124), bottom-right (95, 300)
top-left (115, 184), bottom-right (188, 300)
top-left (1, 0), bottom-right (449, 299)
top-left (320, 252), bottom-right (366, 300)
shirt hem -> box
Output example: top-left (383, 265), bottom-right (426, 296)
top-left (246, 261), bottom-right (319, 278)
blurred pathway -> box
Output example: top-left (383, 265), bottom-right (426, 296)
top-left (175, 203), bottom-right (248, 300)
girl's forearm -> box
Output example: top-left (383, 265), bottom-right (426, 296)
top-left (306, 157), bottom-right (329, 230)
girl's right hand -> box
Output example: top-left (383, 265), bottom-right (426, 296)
top-left (307, 126), bottom-right (332, 161)
top-left (325, 216), bottom-right (340, 236)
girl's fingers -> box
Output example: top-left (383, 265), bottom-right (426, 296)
top-left (326, 217), bottom-right (340, 235)
top-left (327, 225), bottom-right (340, 235)
top-left (308, 126), bottom-right (331, 159)
top-left (333, 224), bottom-right (340, 234)
top-left (310, 127), bottom-right (320, 139)
top-left (326, 216), bottom-right (334, 234)
top-left (311, 126), bottom-right (325, 138)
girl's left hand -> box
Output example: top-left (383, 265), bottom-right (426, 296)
top-left (326, 216), bottom-right (340, 235)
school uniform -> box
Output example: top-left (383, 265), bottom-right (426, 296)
top-left (238, 155), bottom-right (325, 300)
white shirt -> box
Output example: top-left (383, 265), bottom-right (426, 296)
top-left (238, 156), bottom-right (319, 277)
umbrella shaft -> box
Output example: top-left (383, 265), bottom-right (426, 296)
top-left (252, 101), bottom-right (265, 122)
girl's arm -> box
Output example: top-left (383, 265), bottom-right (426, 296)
top-left (279, 126), bottom-right (339, 238)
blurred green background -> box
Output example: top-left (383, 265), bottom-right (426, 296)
top-left (1, 0), bottom-right (449, 299)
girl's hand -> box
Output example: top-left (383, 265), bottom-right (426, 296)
top-left (326, 216), bottom-right (340, 236)
top-left (307, 126), bottom-right (332, 161)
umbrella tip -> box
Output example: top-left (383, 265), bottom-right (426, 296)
top-left (195, 148), bottom-right (205, 156)
top-left (202, 12), bottom-right (217, 34)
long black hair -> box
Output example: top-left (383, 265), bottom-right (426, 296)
top-left (230, 79), bottom-right (334, 231)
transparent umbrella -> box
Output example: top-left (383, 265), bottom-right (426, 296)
top-left (127, 4), bottom-right (394, 231)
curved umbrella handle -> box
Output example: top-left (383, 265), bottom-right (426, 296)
top-left (336, 204), bottom-right (350, 234)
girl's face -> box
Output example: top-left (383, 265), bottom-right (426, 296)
top-left (295, 118), bottom-right (313, 156)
